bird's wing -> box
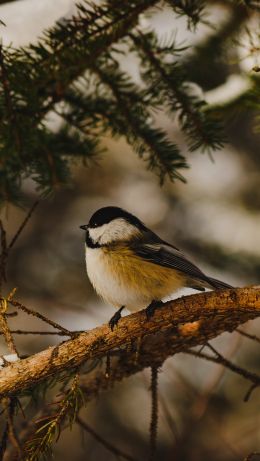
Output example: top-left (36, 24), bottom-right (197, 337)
top-left (133, 240), bottom-right (211, 285)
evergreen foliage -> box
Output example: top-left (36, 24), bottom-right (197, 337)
top-left (25, 374), bottom-right (85, 460)
top-left (0, 0), bottom-right (240, 204)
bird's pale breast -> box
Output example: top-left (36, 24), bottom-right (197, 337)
top-left (85, 245), bottom-right (185, 311)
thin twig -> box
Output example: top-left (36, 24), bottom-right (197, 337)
top-left (5, 312), bottom-right (18, 318)
top-left (168, 362), bottom-right (245, 459)
top-left (0, 421), bottom-right (8, 461)
top-left (6, 398), bottom-right (23, 459)
top-left (8, 200), bottom-right (40, 251)
top-left (7, 299), bottom-right (73, 337)
top-left (0, 292), bottom-right (19, 356)
top-left (105, 353), bottom-right (110, 378)
top-left (76, 416), bottom-right (138, 461)
top-left (149, 366), bottom-right (159, 461)
top-left (186, 347), bottom-right (260, 388)
top-left (0, 221), bottom-right (7, 289)
top-left (236, 328), bottom-right (260, 345)
top-left (0, 329), bottom-right (83, 336)
top-left (0, 201), bottom-right (39, 294)
top-left (0, 225), bottom-right (18, 357)
top-left (0, 314), bottom-right (18, 356)
top-left (244, 383), bottom-right (259, 402)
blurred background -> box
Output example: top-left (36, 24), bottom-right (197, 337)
top-left (0, 1), bottom-right (260, 460)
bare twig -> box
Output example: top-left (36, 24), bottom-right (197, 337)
top-left (236, 328), bottom-right (260, 345)
top-left (0, 421), bottom-right (8, 461)
top-left (7, 298), bottom-right (73, 337)
top-left (0, 201), bottom-right (39, 294)
top-left (77, 415), bottom-right (138, 461)
top-left (5, 312), bottom-right (18, 318)
top-left (189, 334), bottom-right (242, 420)
top-left (207, 342), bottom-right (260, 388)
top-left (105, 353), bottom-right (111, 378)
top-left (5, 398), bottom-right (23, 459)
top-left (0, 292), bottom-right (19, 356)
top-left (149, 366), bottom-right (159, 461)
top-left (186, 347), bottom-right (260, 389)
top-left (8, 200), bottom-right (39, 251)
top-left (0, 221), bottom-right (7, 289)
top-left (0, 329), bottom-right (82, 336)
top-left (0, 315), bottom-right (18, 356)
top-left (244, 383), bottom-right (259, 402)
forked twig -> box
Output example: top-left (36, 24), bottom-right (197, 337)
top-left (186, 345), bottom-right (260, 396)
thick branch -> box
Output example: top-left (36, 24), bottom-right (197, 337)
top-left (0, 288), bottom-right (259, 398)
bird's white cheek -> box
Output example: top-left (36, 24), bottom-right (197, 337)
top-left (88, 226), bottom-right (105, 243)
top-left (88, 220), bottom-right (141, 245)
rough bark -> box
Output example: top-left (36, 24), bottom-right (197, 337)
top-left (0, 287), bottom-right (259, 398)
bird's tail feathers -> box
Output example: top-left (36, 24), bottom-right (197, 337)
top-left (207, 277), bottom-right (233, 290)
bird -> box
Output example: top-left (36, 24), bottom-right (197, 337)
top-left (80, 206), bottom-right (232, 330)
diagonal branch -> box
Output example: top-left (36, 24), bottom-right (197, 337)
top-left (0, 287), bottom-right (259, 399)
top-left (76, 416), bottom-right (138, 461)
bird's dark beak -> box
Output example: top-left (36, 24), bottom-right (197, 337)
top-left (79, 224), bottom-right (88, 231)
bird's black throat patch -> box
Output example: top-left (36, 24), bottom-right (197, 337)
top-left (85, 231), bottom-right (101, 249)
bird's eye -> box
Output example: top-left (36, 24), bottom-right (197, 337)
top-left (92, 223), bottom-right (97, 228)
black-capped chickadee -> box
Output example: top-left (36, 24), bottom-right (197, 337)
top-left (80, 206), bottom-right (232, 330)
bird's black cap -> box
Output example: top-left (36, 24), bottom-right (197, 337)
top-left (87, 206), bottom-right (147, 230)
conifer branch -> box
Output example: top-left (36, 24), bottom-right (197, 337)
top-left (91, 61), bottom-right (187, 182)
top-left (0, 45), bottom-right (21, 156)
top-left (131, 30), bottom-right (224, 152)
top-left (25, 373), bottom-right (84, 460)
top-left (18, 0), bottom-right (160, 114)
top-left (0, 0), bottom-right (232, 201)
top-left (166, 0), bottom-right (206, 29)
top-left (0, 287), bottom-right (259, 399)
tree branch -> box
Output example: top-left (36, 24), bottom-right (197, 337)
top-left (0, 287), bottom-right (259, 399)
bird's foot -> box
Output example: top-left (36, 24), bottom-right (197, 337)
top-left (109, 306), bottom-right (125, 331)
top-left (145, 300), bottom-right (164, 320)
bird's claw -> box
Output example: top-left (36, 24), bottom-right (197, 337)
top-left (145, 300), bottom-right (164, 320)
top-left (108, 306), bottom-right (124, 331)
